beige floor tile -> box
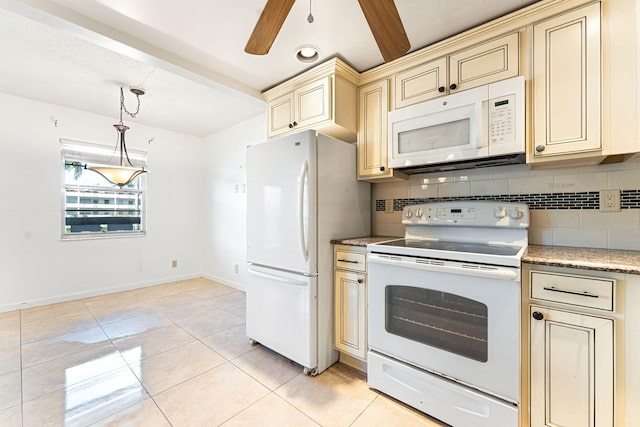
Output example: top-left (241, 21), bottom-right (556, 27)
top-left (23, 366), bottom-right (147, 427)
top-left (157, 298), bottom-right (222, 323)
top-left (178, 310), bottom-right (244, 338)
top-left (200, 323), bottom-right (256, 360)
top-left (0, 404), bottom-right (22, 427)
top-left (100, 313), bottom-right (173, 340)
top-left (0, 371), bottom-right (21, 411)
top-left (113, 324), bottom-right (196, 363)
top-left (154, 362), bottom-right (269, 427)
top-left (352, 395), bottom-right (449, 427)
top-left (186, 282), bottom-right (238, 299)
top-left (222, 393), bottom-right (319, 427)
top-left (0, 345), bottom-right (20, 376)
top-left (131, 340), bottom-right (226, 395)
top-left (232, 346), bottom-right (301, 390)
top-left (21, 300), bottom-right (90, 325)
top-left (143, 292), bottom-right (202, 313)
top-left (87, 398), bottom-right (171, 427)
top-left (227, 303), bottom-right (246, 320)
top-left (0, 311), bottom-right (20, 349)
top-left (21, 326), bottom-right (111, 368)
top-left (209, 291), bottom-right (246, 310)
top-left (128, 282), bottom-right (185, 299)
top-left (276, 363), bottom-right (377, 426)
top-left (21, 312), bottom-right (99, 344)
top-left (22, 344), bottom-right (125, 402)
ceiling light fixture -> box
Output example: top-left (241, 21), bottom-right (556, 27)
top-left (85, 87), bottom-right (148, 187)
top-left (295, 45), bottom-right (320, 63)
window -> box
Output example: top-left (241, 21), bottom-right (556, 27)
top-left (61, 139), bottom-right (146, 239)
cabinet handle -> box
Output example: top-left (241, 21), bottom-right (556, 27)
top-left (293, 121), bottom-right (298, 127)
top-left (543, 286), bottom-right (599, 298)
top-left (337, 259), bottom-right (359, 264)
top-left (288, 123), bottom-right (294, 129)
top-left (379, 166), bottom-right (385, 171)
top-left (449, 83), bottom-right (457, 90)
top-left (532, 311), bottom-right (544, 320)
top-left (535, 145), bottom-right (546, 152)
top-left (438, 86), bottom-right (445, 93)
top-left (357, 278), bottom-right (364, 283)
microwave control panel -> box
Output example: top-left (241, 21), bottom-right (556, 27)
top-left (489, 94), bottom-right (516, 145)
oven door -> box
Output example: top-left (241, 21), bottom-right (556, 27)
top-left (367, 253), bottom-right (520, 403)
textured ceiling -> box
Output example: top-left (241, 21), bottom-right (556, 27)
top-left (0, 0), bottom-right (541, 138)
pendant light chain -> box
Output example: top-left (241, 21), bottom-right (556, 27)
top-left (120, 87), bottom-right (142, 122)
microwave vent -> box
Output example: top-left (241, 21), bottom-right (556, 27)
top-left (396, 153), bottom-right (526, 175)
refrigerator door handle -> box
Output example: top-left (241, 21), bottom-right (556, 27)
top-left (247, 266), bottom-right (308, 286)
top-left (298, 160), bottom-right (309, 261)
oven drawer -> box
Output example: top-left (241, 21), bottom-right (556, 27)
top-left (335, 247), bottom-right (366, 272)
top-left (530, 270), bottom-right (614, 311)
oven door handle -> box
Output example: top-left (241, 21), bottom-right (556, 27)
top-left (368, 254), bottom-right (519, 281)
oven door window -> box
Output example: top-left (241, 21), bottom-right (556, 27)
top-left (385, 285), bottom-right (488, 362)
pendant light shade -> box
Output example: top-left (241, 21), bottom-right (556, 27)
top-left (85, 88), bottom-right (148, 187)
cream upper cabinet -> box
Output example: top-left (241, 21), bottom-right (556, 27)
top-left (263, 58), bottom-right (358, 142)
top-left (393, 32), bottom-right (519, 109)
top-left (357, 79), bottom-right (407, 181)
top-left (531, 3), bottom-right (602, 160)
top-left (530, 306), bottom-right (613, 427)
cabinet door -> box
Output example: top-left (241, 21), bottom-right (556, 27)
top-left (267, 92), bottom-right (295, 138)
top-left (334, 270), bottom-right (366, 360)
top-left (394, 57), bottom-right (447, 109)
top-left (295, 76), bottom-right (331, 129)
top-left (358, 79), bottom-right (394, 179)
top-left (530, 306), bottom-right (613, 427)
top-left (449, 32), bottom-right (519, 93)
top-left (532, 3), bottom-right (601, 158)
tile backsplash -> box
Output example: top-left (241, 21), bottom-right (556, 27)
top-left (372, 161), bottom-right (640, 250)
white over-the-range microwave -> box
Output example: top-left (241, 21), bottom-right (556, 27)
top-left (388, 75), bottom-right (525, 173)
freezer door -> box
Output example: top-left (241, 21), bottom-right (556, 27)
top-left (247, 130), bottom-right (318, 274)
top-left (246, 264), bottom-right (317, 369)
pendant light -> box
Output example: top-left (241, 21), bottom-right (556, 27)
top-left (85, 87), bottom-right (148, 187)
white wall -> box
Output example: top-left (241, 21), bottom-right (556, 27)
top-left (202, 113), bottom-right (266, 290)
top-left (0, 92), bottom-right (206, 311)
top-left (373, 161), bottom-right (640, 249)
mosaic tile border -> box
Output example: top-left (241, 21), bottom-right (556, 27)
top-left (376, 190), bottom-right (640, 212)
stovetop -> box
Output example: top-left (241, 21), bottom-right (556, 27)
top-left (376, 239), bottom-right (522, 256)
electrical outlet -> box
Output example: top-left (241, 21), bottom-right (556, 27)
top-left (385, 199), bottom-right (394, 213)
top-left (599, 190), bottom-right (621, 212)
top-left (171, 259), bottom-right (178, 268)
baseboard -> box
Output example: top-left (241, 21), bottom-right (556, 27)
top-left (201, 273), bottom-right (246, 292)
top-left (0, 272), bottom-right (201, 313)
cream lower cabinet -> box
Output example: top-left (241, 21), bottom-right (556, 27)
top-left (530, 3), bottom-right (602, 161)
top-left (530, 306), bottom-right (613, 427)
top-left (334, 245), bottom-right (367, 361)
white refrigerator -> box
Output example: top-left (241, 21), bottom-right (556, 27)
top-left (246, 130), bottom-right (370, 375)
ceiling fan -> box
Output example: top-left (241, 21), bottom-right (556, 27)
top-left (244, 0), bottom-right (411, 63)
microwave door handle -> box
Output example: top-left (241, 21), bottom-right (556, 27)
top-left (473, 100), bottom-right (489, 148)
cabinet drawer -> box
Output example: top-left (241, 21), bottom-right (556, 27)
top-left (335, 250), bottom-right (366, 272)
top-left (530, 270), bottom-right (614, 311)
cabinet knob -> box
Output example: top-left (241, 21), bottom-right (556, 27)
top-left (535, 145), bottom-right (546, 153)
top-left (438, 86), bottom-right (445, 93)
top-left (288, 123), bottom-right (294, 129)
top-left (449, 83), bottom-right (457, 90)
top-left (357, 278), bottom-right (363, 284)
top-left (379, 166), bottom-right (385, 171)
top-left (532, 311), bottom-right (544, 320)
top-left (293, 121), bottom-right (298, 127)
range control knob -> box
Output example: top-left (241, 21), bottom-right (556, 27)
top-left (404, 209), bottom-right (413, 218)
top-left (494, 207), bottom-right (507, 219)
top-left (415, 208), bottom-right (424, 218)
top-left (509, 208), bottom-right (524, 219)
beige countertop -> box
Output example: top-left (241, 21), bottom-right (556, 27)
top-left (333, 237), bottom-right (640, 275)
top-left (523, 245), bottom-right (640, 275)
top-left (331, 236), bottom-right (398, 247)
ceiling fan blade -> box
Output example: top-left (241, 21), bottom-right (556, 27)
top-left (245, 0), bottom-right (296, 55)
top-left (357, 0), bottom-right (410, 62)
